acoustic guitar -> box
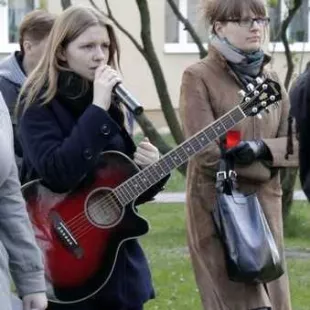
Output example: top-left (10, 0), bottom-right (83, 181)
top-left (21, 77), bottom-right (282, 304)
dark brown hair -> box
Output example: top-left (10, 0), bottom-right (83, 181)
top-left (202, 0), bottom-right (266, 33)
top-left (19, 9), bottom-right (56, 55)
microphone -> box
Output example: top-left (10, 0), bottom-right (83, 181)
top-left (113, 83), bottom-right (144, 115)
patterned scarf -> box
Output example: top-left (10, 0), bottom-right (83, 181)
top-left (210, 35), bottom-right (265, 86)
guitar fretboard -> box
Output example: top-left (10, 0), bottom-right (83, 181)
top-left (114, 106), bottom-right (245, 206)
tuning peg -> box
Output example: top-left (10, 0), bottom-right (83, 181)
top-left (238, 90), bottom-right (246, 97)
top-left (261, 101), bottom-right (267, 108)
top-left (256, 113), bottom-right (262, 120)
top-left (270, 95), bottom-right (276, 101)
top-left (256, 77), bottom-right (263, 84)
top-left (247, 83), bottom-right (255, 91)
top-left (252, 107), bottom-right (258, 114)
top-left (254, 90), bottom-right (260, 96)
top-left (262, 83), bottom-right (268, 90)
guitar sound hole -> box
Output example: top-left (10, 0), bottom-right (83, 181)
top-left (86, 189), bottom-right (122, 228)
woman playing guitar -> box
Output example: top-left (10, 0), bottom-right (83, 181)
top-left (17, 5), bottom-right (167, 310)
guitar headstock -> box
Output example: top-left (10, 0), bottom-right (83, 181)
top-left (238, 77), bottom-right (282, 117)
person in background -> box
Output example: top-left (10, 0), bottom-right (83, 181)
top-left (0, 92), bottom-right (47, 310)
top-left (17, 5), bottom-right (168, 310)
top-left (0, 9), bottom-right (55, 173)
top-left (179, 0), bottom-right (298, 309)
top-left (289, 62), bottom-right (310, 201)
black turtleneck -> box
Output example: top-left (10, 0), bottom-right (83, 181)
top-left (56, 70), bottom-right (125, 126)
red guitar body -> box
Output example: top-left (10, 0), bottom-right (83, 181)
top-left (22, 151), bottom-right (149, 304)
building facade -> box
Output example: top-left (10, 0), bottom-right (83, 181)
top-left (1, 0), bottom-right (310, 129)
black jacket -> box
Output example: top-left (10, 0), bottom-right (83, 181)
top-left (18, 83), bottom-right (168, 309)
top-left (290, 69), bottom-right (310, 201)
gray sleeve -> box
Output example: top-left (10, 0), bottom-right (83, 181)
top-left (0, 162), bottom-right (46, 297)
top-left (0, 93), bottom-right (46, 296)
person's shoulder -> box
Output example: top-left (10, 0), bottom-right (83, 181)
top-left (184, 59), bottom-right (206, 74)
top-left (0, 52), bottom-right (25, 87)
top-left (291, 69), bottom-right (310, 92)
top-left (0, 75), bottom-right (17, 96)
top-left (183, 55), bottom-right (215, 78)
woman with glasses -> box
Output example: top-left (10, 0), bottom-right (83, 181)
top-left (179, 0), bottom-right (297, 309)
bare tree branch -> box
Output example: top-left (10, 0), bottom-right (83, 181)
top-left (279, 0), bottom-right (303, 220)
top-left (89, 0), bottom-right (145, 56)
top-left (135, 0), bottom-right (184, 144)
top-left (88, 0), bottom-right (185, 173)
top-left (281, 0), bottom-right (303, 89)
top-left (60, 0), bottom-right (71, 10)
top-left (166, 0), bottom-right (207, 59)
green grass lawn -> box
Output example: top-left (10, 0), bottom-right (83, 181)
top-left (284, 201), bottom-right (310, 250)
top-left (139, 202), bottom-right (310, 310)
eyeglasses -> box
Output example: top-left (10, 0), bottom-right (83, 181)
top-left (223, 17), bottom-right (270, 28)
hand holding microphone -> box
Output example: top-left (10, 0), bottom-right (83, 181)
top-left (93, 64), bottom-right (122, 111)
top-left (93, 64), bottom-right (143, 115)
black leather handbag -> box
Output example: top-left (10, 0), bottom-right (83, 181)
top-left (212, 155), bottom-right (284, 283)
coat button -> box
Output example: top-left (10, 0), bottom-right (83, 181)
top-left (100, 124), bottom-right (111, 135)
top-left (83, 148), bottom-right (93, 160)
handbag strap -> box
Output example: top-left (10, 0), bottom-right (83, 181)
top-left (216, 137), bottom-right (237, 194)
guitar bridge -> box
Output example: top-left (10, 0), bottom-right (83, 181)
top-left (50, 212), bottom-right (84, 259)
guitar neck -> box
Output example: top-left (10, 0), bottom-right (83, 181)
top-left (114, 106), bottom-right (246, 206)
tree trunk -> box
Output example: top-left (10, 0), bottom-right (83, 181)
top-left (279, 0), bottom-right (302, 219)
top-left (281, 167), bottom-right (298, 219)
top-left (60, 0), bottom-right (71, 10)
top-left (135, 0), bottom-right (185, 145)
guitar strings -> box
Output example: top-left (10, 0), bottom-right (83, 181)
top-left (64, 95), bottom-right (263, 238)
top-left (66, 90), bottom-right (268, 239)
top-left (65, 108), bottom-right (246, 238)
top-left (58, 87), bottom-right (270, 239)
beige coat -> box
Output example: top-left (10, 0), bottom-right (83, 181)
top-left (179, 46), bottom-right (298, 310)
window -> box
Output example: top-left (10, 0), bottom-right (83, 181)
top-left (268, 0), bottom-right (310, 52)
top-left (0, 0), bottom-right (39, 53)
top-left (165, 0), bottom-right (209, 53)
top-left (165, 0), bottom-right (310, 53)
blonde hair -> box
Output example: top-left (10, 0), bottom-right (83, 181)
top-left (17, 5), bottom-right (121, 115)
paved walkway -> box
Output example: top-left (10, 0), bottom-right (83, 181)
top-left (152, 190), bottom-right (308, 203)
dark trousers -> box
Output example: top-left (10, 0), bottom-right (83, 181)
top-left (48, 303), bottom-right (143, 310)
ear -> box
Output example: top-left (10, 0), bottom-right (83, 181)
top-left (214, 21), bottom-right (226, 39)
top-left (23, 40), bottom-right (32, 54)
top-left (57, 47), bottom-right (67, 62)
